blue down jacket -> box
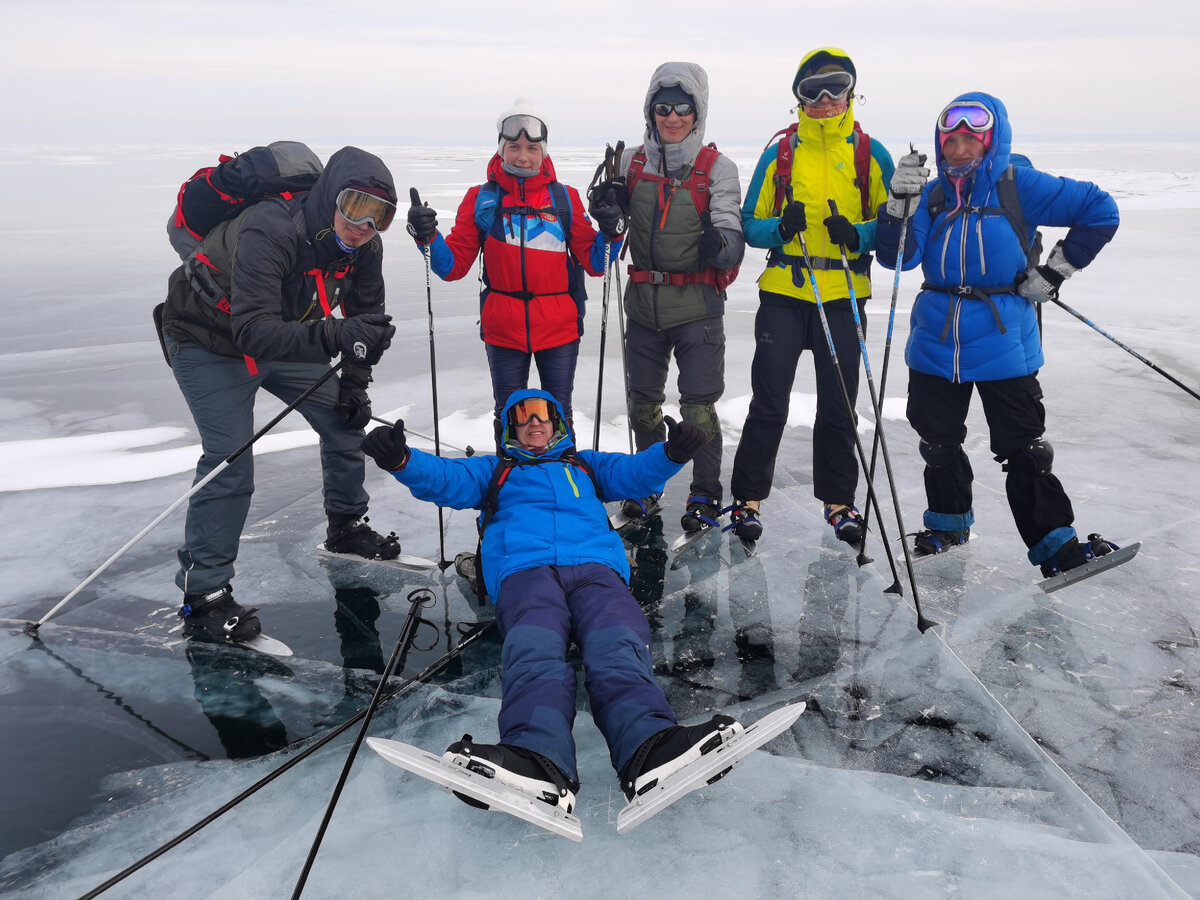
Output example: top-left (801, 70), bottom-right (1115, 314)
top-left (390, 388), bottom-right (681, 600)
top-left (875, 92), bottom-right (1118, 383)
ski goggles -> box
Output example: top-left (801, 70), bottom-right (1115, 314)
top-left (335, 188), bottom-right (397, 232)
top-left (652, 102), bottom-right (696, 118)
top-left (794, 70), bottom-right (854, 104)
top-left (937, 102), bottom-right (994, 134)
top-left (508, 397), bottom-right (556, 426)
top-left (499, 114), bottom-right (548, 144)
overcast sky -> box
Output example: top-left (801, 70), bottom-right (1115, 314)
top-left (3, 0), bottom-right (1198, 149)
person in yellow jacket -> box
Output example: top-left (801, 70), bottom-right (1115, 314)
top-left (728, 47), bottom-right (893, 547)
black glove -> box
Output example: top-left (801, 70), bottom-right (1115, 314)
top-left (325, 313), bottom-right (395, 366)
top-left (823, 214), bottom-right (860, 252)
top-left (663, 415), bottom-right (709, 464)
top-left (362, 420), bottom-right (410, 471)
top-left (589, 197), bottom-right (626, 239)
top-left (697, 212), bottom-right (722, 262)
top-left (778, 200), bottom-right (807, 242)
top-left (406, 188), bottom-right (438, 244)
top-left (337, 366), bottom-right (372, 430)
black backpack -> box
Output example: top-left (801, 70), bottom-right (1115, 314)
top-left (167, 141), bottom-right (323, 260)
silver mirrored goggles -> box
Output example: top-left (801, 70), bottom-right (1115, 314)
top-left (335, 188), bottom-right (397, 231)
top-left (498, 114), bottom-right (548, 144)
top-left (794, 70), bottom-right (854, 104)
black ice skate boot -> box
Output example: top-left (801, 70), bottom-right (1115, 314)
top-left (729, 500), bottom-right (762, 541)
top-left (621, 492), bottom-right (662, 521)
top-left (681, 496), bottom-right (721, 533)
top-left (912, 528), bottom-right (970, 556)
top-left (443, 736), bottom-right (577, 813)
top-left (619, 714), bottom-right (745, 801)
top-left (1039, 533), bottom-right (1115, 578)
top-left (325, 514), bottom-right (402, 560)
top-left (180, 585), bottom-right (262, 644)
top-left (824, 504), bottom-right (864, 545)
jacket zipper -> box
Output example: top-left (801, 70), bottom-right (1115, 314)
top-left (563, 466), bottom-right (580, 498)
top-left (518, 181), bottom-right (531, 353)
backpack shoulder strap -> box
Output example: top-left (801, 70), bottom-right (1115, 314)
top-left (547, 180), bottom-right (572, 224)
top-left (995, 166), bottom-right (1030, 252)
top-left (686, 143), bottom-right (720, 215)
top-left (626, 146), bottom-right (649, 198)
top-left (851, 122), bottom-right (873, 220)
top-left (770, 124), bottom-right (798, 216)
top-left (479, 457), bottom-right (517, 535)
top-left (475, 181), bottom-right (502, 234)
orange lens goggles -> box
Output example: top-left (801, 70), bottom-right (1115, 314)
top-left (336, 188), bottom-right (397, 231)
top-left (509, 398), bottom-right (554, 426)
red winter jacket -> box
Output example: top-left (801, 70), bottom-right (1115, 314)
top-left (436, 155), bottom-right (607, 352)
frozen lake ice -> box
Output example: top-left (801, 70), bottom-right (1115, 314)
top-left (1, 142), bottom-right (1198, 897)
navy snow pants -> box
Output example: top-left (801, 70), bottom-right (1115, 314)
top-left (494, 563), bottom-right (676, 785)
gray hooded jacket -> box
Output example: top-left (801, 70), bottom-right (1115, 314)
top-left (618, 61), bottom-right (744, 330)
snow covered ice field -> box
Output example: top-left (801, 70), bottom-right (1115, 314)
top-left (0, 141), bottom-right (1198, 898)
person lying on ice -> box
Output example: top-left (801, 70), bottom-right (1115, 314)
top-left (361, 388), bottom-right (743, 813)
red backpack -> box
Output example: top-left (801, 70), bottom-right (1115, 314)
top-left (767, 121), bottom-right (874, 220)
top-left (624, 142), bottom-right (740, 291)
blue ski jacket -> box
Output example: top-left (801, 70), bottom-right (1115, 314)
top-left (875, 92), bottom-right (1119, 383)
top-left (389, 389), bottom-right (682, 600)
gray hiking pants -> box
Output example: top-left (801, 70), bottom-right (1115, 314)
top-left (166, 336), bottom-right (369, 595)
top-left (625, 316), bottom-right (725, 502)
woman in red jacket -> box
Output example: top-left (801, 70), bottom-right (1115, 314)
top-left (406, 99), bottom-right (625, 432)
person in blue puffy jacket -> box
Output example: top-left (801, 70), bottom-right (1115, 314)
top-left (361, 389), bottom-right (745, 814)
top-left (875, 92), bottom-right (1120, 578)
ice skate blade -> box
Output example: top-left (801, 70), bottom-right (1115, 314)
top-left (616, 701), bottom-right (806, 834)
top-left (1039, 542), bottom-right (1139, 593)
top-left (368, 737), bottom-right (583, 842)
top-left (316, 543), bottom-right (438, 572)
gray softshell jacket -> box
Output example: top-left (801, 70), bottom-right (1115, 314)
top-left (618, 61), bottom-right (745, 331)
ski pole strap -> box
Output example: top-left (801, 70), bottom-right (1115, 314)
top-left (920, 281), bottom-right (1015, 339)
top-left (626, 265), bottom-right (719, 286)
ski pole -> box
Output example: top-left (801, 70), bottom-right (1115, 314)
top-left (827, 199), bottom-right (935, 634)
top-left (410, 188), bottom-right (451, 570)
top-left (792, 223), bottom-right (899, 590)
top-left (78, 614), bottom-right (497, 899)
top-left (25, 357), bottom-right (349, 636)
top-left (786, 188), bottom-right (904, 585)
top-left (593, 236), bottom-right (613, 450)
top-left (614, 265), bottom-right (634, 454)
top-left (1049, 295), bottom-right (1200, 405)
top-left (858, 146), bottom-right (920, 557)
top-left (292, 588), bottom-right (437, 897)
top-left (367, 416), bottom-right (474, 457)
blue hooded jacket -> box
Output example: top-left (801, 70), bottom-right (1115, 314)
top-left (875, 92), bottom-right (1119, 383)
top-left (389, 388), bottom-right (682, 600)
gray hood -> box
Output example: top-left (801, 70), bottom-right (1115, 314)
top-left (642, 61), bottom-right (709, 177)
